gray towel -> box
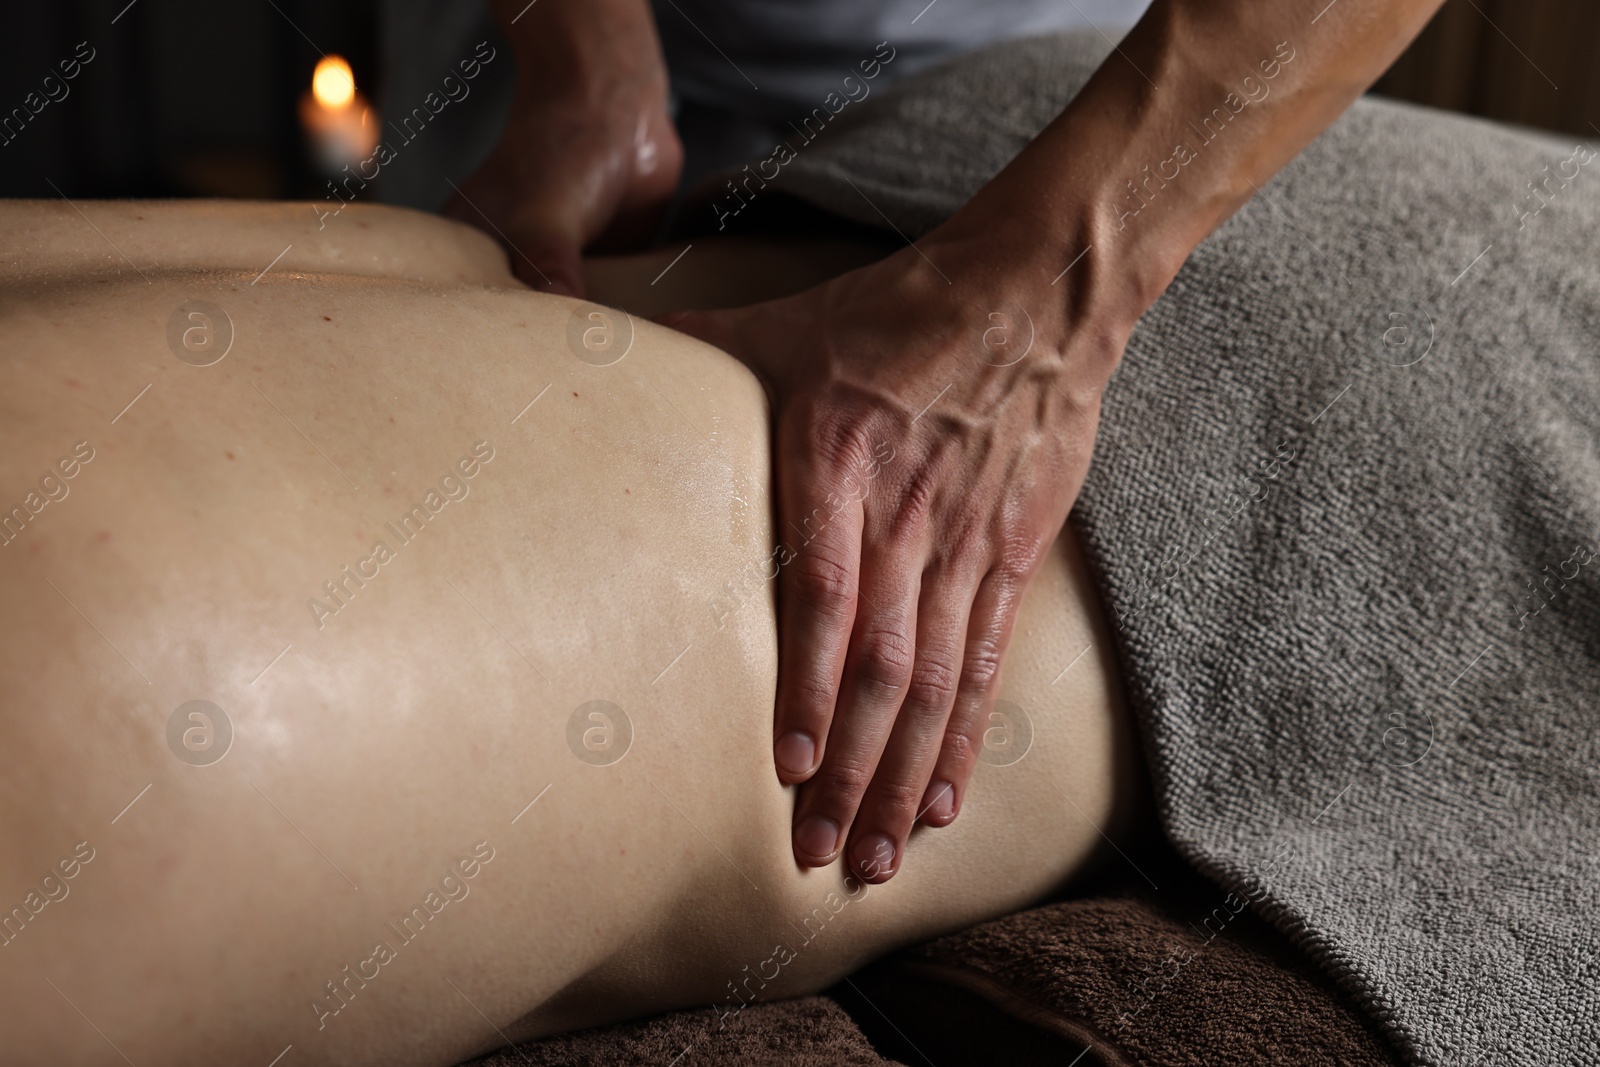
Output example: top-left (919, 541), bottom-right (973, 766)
top-left (768, 31), bottom-right (1600, 1067)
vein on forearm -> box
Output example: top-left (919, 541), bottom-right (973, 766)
top-left (950, 0), bottom-right (1446, 340)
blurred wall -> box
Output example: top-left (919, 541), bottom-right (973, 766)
top-left (0, 0), bottom-right (376, 199)
top-left (1374, 0), bottom-right (1599, 138)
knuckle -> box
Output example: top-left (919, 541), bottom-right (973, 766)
top-left (991, 542), bottom-right (1041, 586)
top-left (853, 627), bottom-right (916, 692)
top-left (868, 775), bottom-right (926, 814)
top-left (894, 464), bottom-right (940, 525)
top-left (817, 757), bottom-right (875, 806)
top-left (904, 653), bottom-right (960, 712)
top-left (788, 550), bottom-right (856, 614)
top-left (785, 673), bottom-right (841, 721)
top-left (940, 726), bottom-right (982, 770)
top-left (960, 639), bottom-right (1005, 694)
top-left (811, 407), bottom-right (882, 471)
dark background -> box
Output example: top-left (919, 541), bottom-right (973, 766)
top-left (0, 0), bottom-right (378, 199)
top-left (0, 0), bottom-right (1593, 201)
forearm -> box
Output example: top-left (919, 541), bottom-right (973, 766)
top-left (488, 0), bottom-right (667, 96)
top-left (939, 0), bottom-right (1444, 357)
top-left (464, 0), bottom-right (680, 288)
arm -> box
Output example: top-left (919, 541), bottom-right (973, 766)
top-left (445, 0), bottom-right (681, 294)
top-left (664, 0), bottom-right (1445, 881)
top-left (956, 0), bottom-right (1447, 338)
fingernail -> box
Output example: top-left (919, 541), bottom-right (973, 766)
top-left (774, 732), bottom-right (815, 778)
top-left (795, 815), bottom-right (840, 860)
top-left (921, 780), bottom-right (956, 824)
top-left (852, 833), bottom-right (896, 882)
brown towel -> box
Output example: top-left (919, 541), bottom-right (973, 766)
top-left (886, 844), bottom-right (1401, 1067)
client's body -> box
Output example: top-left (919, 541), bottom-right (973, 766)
top-left (0, 200), bottom-right (1142, 1066)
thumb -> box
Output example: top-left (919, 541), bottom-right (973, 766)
top-left (507, 237), bottom-right (585, 298)
top-left (441, 191), bottom-right (587, 298)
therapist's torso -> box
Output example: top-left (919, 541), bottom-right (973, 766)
top-left (650, 0), bottom-right (1148, 116)
top-left (377, 0), bottom-right (1149, 209)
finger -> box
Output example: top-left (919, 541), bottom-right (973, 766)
top-left (921, 561), bottom-right (1031, 829)
top-left (842, 567), bottom-right (974, 882)
top-left (765, 434), bottom-right (867, 793)
top-left (592, 124), bottom-right (685, 252)
top-left (791, 537), bottom-right (922, 867)
top-left (441, 194), bottom-right (585, 298)
top-left (506, 238), bottom-right (585, 297)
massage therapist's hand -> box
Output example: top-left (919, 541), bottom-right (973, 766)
top-left (446, 0), bottom-right (681, 296)
top-left (664, 226), bottom-right (1125, 882)
top-left (663, 0), bottom-right (1454, 882)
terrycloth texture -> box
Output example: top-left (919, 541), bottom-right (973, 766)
top-left (757, 30), bottom-right (1600, 1067)
top-left (898, 843), bottom-right (1401, 1066)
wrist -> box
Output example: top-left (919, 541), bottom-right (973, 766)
top-left (492, 0), bottom-right (668, 100)
top-left (933, 0), bottom-right (1311, 349)
top-left (926, 194), bottom-right (1143, 389)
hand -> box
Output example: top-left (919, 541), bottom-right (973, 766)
top-left (446, 0), bottom-right (682, 296)
top-left (663, 226), bottom-right (1124, 882)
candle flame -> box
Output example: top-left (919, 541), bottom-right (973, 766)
top-left (312, 56), bottom-right (356, 110)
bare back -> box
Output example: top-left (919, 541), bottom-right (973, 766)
top-left (0, 201), bottom-right (1140, 1066)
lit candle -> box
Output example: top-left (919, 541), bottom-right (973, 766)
top-left (299, 56), bottom-right (380, 175)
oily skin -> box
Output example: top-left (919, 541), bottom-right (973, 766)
top-left (0, 201), bottom-right (1139, 1066)
top-left (444, 0), bottom-right (682, 294)
top-left (467, 0), bottom-right (1448, 883)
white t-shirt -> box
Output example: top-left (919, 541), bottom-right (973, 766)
top-left (377, 0), bottom-right (1150, 209)
top-left (651, 0), bottom-right (1149, 117)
